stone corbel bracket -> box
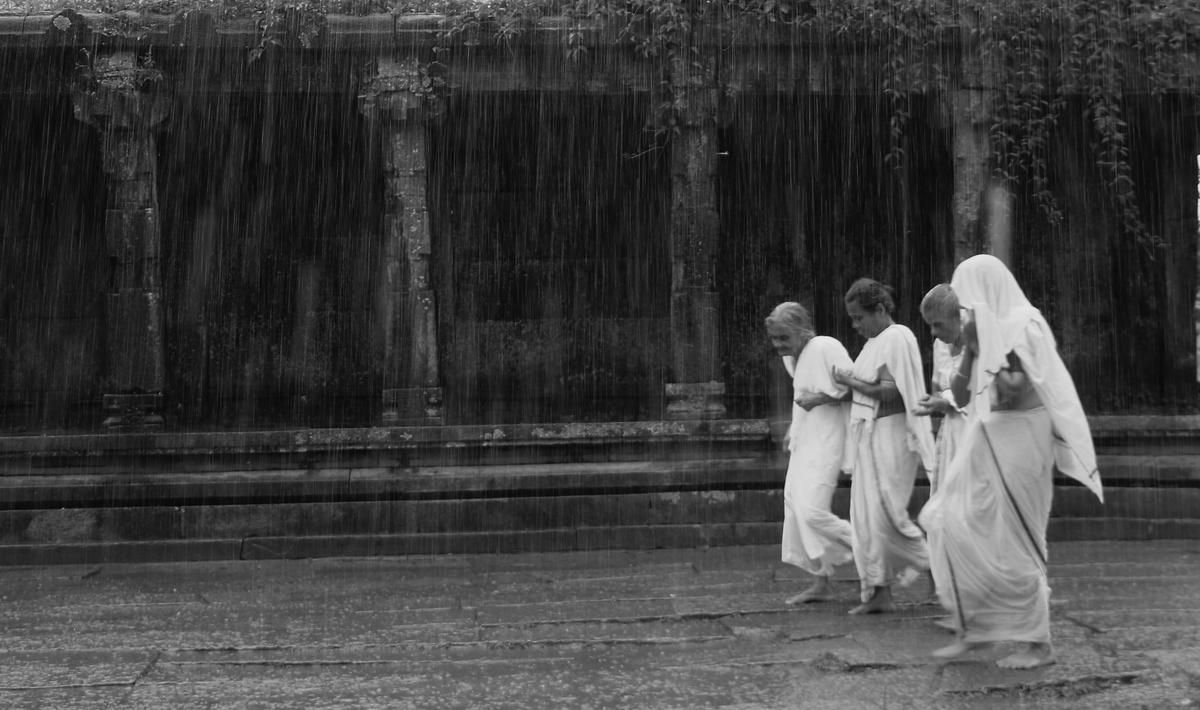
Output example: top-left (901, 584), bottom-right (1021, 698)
top-left (357, 55), bottom-right (446, 122)
top-left (71, 50), bottom-right (171, 131)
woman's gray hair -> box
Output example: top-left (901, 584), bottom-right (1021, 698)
top-left (765, 302), bottom-right (815, 338)
top-left (920, 283), bottom-right (959, 317)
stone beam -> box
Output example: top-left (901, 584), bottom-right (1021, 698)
top-left (6, 12), bottom-right (1199, 97)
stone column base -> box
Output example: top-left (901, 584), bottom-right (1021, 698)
top-left (382, 387), bottom-right (445, 426)
top-left (102, 393), bottom-right (164, 430)
top-left (664, 381), bottom-right (726, 420)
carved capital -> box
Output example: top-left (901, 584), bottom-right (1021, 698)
top-left (357, 57), bottom-right (445, 122)
top-left (71, 51), bottom-right (171, 131)
top-left (669, 52), bottom-right (720, 129)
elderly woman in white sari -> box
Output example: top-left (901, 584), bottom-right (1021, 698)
top-left (832, 279), bottom-right (936, 615)
top-left (766, 302), bottom-right (855, 605)
top-left (920, 254), bottom-right (1103, 669)
top-left (914, 284), bottom-right (967, 493)
top-left (914, 283), bottom-right (967, 623)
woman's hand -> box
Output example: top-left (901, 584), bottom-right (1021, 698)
top-left (831, 366), bottom-right (854, 386)
top-left (913, 393), bottom-right (954, 416)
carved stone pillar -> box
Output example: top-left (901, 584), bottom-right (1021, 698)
top-left (359, 58), bottom-right (444, 425)
top-left (947, 88), bottom-right (994, 263)
top-left (664, 53), bottom-right (725, 419)
top-left (72, 51), bottom-right (170, 429)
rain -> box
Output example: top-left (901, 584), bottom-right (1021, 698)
top-left (0, 0), bottom-right (1198, 707)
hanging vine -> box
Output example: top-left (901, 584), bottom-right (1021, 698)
top-left (962, 0), bottom-right (1059, 227)
top-left (13, 0), bottom-right (1200, 247)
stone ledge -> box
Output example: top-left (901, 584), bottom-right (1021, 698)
top-left (0, 419), bottom-right (774, 457)
top-left (0, 457), bottom-right (779, 507)
top-left (2, 517), bottom-right (1196, 566)
top-left (0, 12), bottom-right (946, 48)
top-left (1, 415), bottom-right (1194, 459)
top-left (1, 485), bottom-right (1191, 542)
top-left (0, 452), bottom-right (1196, 509)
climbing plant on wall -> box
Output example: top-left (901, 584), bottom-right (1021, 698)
top-left (11, 0), bottom-right (1199, 246)
top-left (390, 0), bottom-right (1198, 249)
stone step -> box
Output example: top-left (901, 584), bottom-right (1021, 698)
top-left (0, 451), bottom-right (1195, 509)
top-left (4, 516), bottom-right (1198, 568)
top-left (3, 416), bottom-right (1196, 474)
top-left (0, 417), bottom-right (1194, 564)
top-left (0, 479), bottom-right (1194, 565)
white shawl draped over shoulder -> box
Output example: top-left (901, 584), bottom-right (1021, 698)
top-left (951, 254), bottom-right (1103, 502)
top-left (782, 335), bottom-right (852, 450)
top-left (843, 323), bottom-right (936, 474)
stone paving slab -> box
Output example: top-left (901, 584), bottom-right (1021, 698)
top-left (0, 542), bottom-right (1197, 709)
top-left (0, 650), bottom-right (153, 690)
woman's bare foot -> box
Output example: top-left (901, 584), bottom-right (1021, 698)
top-left (786, 577), bottom-right (833, 605)
top-left (848, 586), bottom-right (895, 615)
top-left (997, 642), bottom-right (1056, 669)
top-left (933, 616), bottom-right (958, 632)
top-left (931, 639), bottom-right (984, 659)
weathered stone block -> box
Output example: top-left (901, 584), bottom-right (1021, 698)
top-left (382, 387), bottom-right (444, 425)
top-left (167, 8), bottom-right (217, 47)
top-left (669, 288), bottom-right (719, 381)
top-left (105, 290), bottom-right (164, 392)
top-left (99, 129), bottom-right (159, 177)
top-left (102, 392), bottom-right (163, 430)
top-left (107, 179), bottom-right (156, 207)
top-left (665, 381), bottom-right (726, 420)
top-left (104, 208), bottom-right (159, 262)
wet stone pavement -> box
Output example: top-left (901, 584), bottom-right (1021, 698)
top-left (0, 541), bottom-right (1198, 709)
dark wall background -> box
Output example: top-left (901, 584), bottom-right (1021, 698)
top-left (0, 82), bottom-right (1195, 431)
top-left (718, 94), bottom-right (952, 419)
top-left (158, 91), bottom-right (382, 428)
top-left (0, 94), bottom-right (107, 431)
top-left (430, 93), bottom-right (671, 424)
top-left (1012, 95), bottom-right (1199, 413)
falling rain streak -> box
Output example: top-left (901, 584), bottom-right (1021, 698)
top-left (0, 3), bottom-right (1196, 707)
top-left (0, 4), bottom-right (1197, 430)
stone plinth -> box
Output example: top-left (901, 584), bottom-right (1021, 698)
top-left (102, 393), bottom-right (164, 430)
top-left (665, 381), bottom-right (726, 420)
top-left (381, 387), bottom-right (445, 426)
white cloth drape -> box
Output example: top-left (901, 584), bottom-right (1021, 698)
top-left (780, 336), bottom-right (855, 576)
top-left (842, 324), bottom-right (934, 600)
top-left (950, 254), bottom-right (1102, 502)
top-left (929, 339), bottom-right (967, 494)
top-left (920, 408), bottom-right (1055, 644)
top-left (921, 253), bottom-right (1102, 644)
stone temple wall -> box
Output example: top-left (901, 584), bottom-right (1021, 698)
top-left (0, 10), bottom-right (1197, 431)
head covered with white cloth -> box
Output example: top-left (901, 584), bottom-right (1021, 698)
top-left (950, 254), bottom-right (1103, 502)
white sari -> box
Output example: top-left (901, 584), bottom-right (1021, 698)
top-left (921, 254), bottom-right (1102, 643)
top-left (780, 336), bottom-right (854, 576)
top-left (843, 324), bottom-right (936, 601)
top-left (924, 402), bottom-right (1055, 643)
top-left (929, 338), bottom-right (967, 494)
